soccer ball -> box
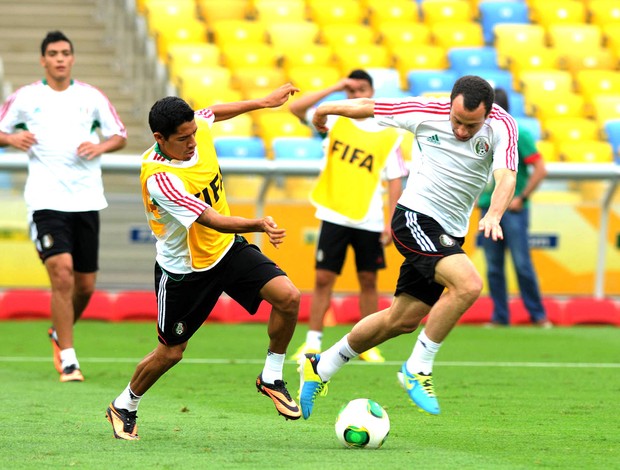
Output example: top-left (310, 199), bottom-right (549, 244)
top-left (334, 398), bottom-right (390, 449)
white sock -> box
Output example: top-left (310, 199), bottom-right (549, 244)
top-left (114, 383), bottom-right (143, 412)
top-left (406, 329), bottom-right (441, 375)
top-left (316, 335), bottom-right (359, 381)
top-left (60, 348), bottom-right (79, 370)
top-left (261, 350), bottom-right (285, 383)
top-left (306, 330), bottom-right (322, 351)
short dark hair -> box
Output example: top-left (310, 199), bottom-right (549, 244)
top-left (348, 69), bottom-right (373, 88)
top-left (148, 96), bottom-right (195, 139)
top-left (41, 31), bottom-right (73, 56)
top-left (450, 75), bottom-right (495, 116)
top-left (493, 87), bottom-right (509, 113)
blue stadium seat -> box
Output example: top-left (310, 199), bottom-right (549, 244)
top-left (506, 91), bottom-right (526, 117)
top-left (603, 120), bottom-right (620, 163)
top-left (458, 69), bottom-right (513, 92)
top-left (516, 117), bottom-right (542, 141)
top-left (272, 137), bottom-right (324, 159)
top-left (407, 70), bottom-right (459, 96)
top-left (448, 47), bottom-right (498, 75)
top-left (479, 1), bottom-right (530, 44)
top-left (214, 137), bottom-right (266, 158)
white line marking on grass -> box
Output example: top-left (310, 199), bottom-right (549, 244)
top-left (1, 357), bottom-right (620, 368)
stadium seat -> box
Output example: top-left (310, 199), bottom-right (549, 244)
top-left (421, 0), bottom-right (474, 26)
top-left (0, 289), bottom-right (50, 320)
top-left (232, 67), bottom-right (287, 96)
top-left (220, 44), bottom-right (277, 71)
top-left (214, 136), bottom-right (266, 158)
top-left (272, 137), bottom-right (323, 159)
top-left (505, 48), bottom-right (561, 90)
top-left (255, 112), bottom-right (313, 148)
top-left (602, 24), bottom-right (620, 56)
top-left (366, 0), bottom-right (419, 28)
top-left (152, 20), bottom-right (209, 62)
top-left (197, 0), bottom-right (249, 23)
top-left (575, 70), bottom-right (620, 106)
top-left (287, 65), bottom-right (342, 92)
top-left (592, 95), bottom-right (620, 125)
top-left (143, 0), bottom-right (197, 34)
top-left (547, 24), bottom-right (603, 57)
top-left (252, 0), bottom-right (306, 25)
top-left (167, 43), bottom-right (221, 87)
top-left (379, 22), bottom-right (432, 49)
top-left (321, 24), bottom-right (377, 47)
top-left (479, 1), bottom-right (529, 44)
top-left (210, 114), bottom-right (254, 139)
top-left (529, 93), bottom-right (586, 123)
top-left (407, 70), bottom-right (459, 96)
top-left (560, 48), bottom-right (618, 75)
top-left (211, 20), bottom-right (267, 46)
top-left (528, 0), bottom-right (586, 28)
top-left (178, 66), bottom-right (233, 100)
top-left (448, 47), bottom-right (498, 74)
top-left (515, 117), bottom-right (542, 141)
top-left (603, 120), bottom-right (620, 162)
top-left (186, 88), bottom-right (244, 111)
top-left (563, 297), bottom-right (620, 326)
top-left (543, 117), bottom-right (600, 145)
top-left (332, 45), bottom-right (392, 75)
top-left (281, 45), bottom-right (333, 71)
top-left (367, 67), bottom-right (403, 96)
top-left (557, 140), bottom-right (614, 163)
top-left (431, 21), bottom-right (485, 49)
top-left (535, 139), bottom-right (559, 163)
top-left (393, 45), bottom-right (449, 87)
top-left (506, 91), bottom-right (526, 117)
top-left (268, 22), bottom-right (320, 55)
top-left (587, 0), bottom-right (620, 27)
top-left (519, 71), bottom-right (574, 101)
top-left (307, 0), bottom-right (365, 26)
top-left (104, 291), bottom-right (154, 322)
top-left (508, 298), bottom-right (567, 326)
top-left (462, 69), bottom-right (513, 92)
top-left (493, 24), bottom-right (546, 68)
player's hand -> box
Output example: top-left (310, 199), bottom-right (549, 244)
top-left (263, 83), bottom-right (300, 108)
top-left (312, 111), bottom-right (329, 134)
top-left (77, 142), bottom-right (103, 160)
top-left (262, 216), bottom-right (287, 248)
top-left (380, 228), bottom-right (393, 246)
top-left (478, 214), bottom-right (504, 241)
top-left (8, 131), bottom-right (37, 151)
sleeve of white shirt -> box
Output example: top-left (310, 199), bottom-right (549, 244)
top-left (0, 90), bottom-right (22, 133)
top-left (146, 172), bottom-right (210, 228)
top-left (384, 134), bottom-right (409, 181)
top-left (490, 105), bottom-right (519, 172)
top-left (373, 97), bottom-right (450, 133)
top-left (93, 89), bottom-right (127, 139)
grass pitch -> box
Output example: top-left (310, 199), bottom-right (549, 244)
top-left (0, 321), bottom-right (619, 469)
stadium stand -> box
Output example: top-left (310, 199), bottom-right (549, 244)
top-left (272, 137), bottom-right (324, 160)
top-left (214, 136), bottom-right (267, 158)
top-left (478, 0), bottom-right (529, 43)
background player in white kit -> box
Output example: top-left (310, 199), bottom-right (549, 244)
top-left (298, 75), bottom-right (518, 418)
top-left (0, 31), bottom-right (127, 382)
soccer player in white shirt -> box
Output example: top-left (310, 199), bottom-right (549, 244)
top-left (299, 75), bottom-right (518, 418)
top-left (0, 31), bottom-right (127, 382)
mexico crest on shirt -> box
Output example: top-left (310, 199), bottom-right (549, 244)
top-left (473, 136), bottom-right (491, 157)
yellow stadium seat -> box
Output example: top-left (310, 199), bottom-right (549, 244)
top-left (232, 67), bottom-right (287, 94)
top-left (366, 0), bottom-right (419, 28)
top-left (519, 70), bottom-right (574, 101)
top-left (379, 22), bottom-right (431, 48)
top-left (591, 94), bottom-right (620, 125)
top-left (393, 45), bottom-right (449, 88)
top-left (535, 139), bottom-right (560, 163)
top-left (321, 24), bottom-right (377, 47)
top-left (588, 0), bottom-right (620, 27)
top-left (177, 66), bottom-right (233, 99)
top-left (575, 70), bottom-right (620, 108)
top-left (307, 0), bottom-right (365, 26)
top-left (211, 20), bottom-right (267, 46)
top-left (185, 88), bottom-right (244, 110)
top-left (255, 112), bottom-right (313, 149)
top-left (547, 24), bottom-right (603, 56)
top-left (505, 48), bottom-right (561, 90)
top-left (287, 65), bottom-right (341, 92)
top-left (603, 24), bottom-right (620, 55)
top-left (557, 140), bottom-right (614, 163)
top-left (421, 0), bottom-right (473, 25)
top-left (430, 21), bottom-right (484, 49)
top-left (493, 24), bottom-right (546, 67)
top-left (268, 22), bottom-right (320, 55)
top-left (529, 93), bottom-right (586, 123)
top-left (560, 48), bottom-right (618, 74)
top-left (332, 44), bottom-right (392, 75)
top-left (167, 43), bottom-right (221, 86)
top-left (197, 0), bottom-right (249, 23)
top-left (210, 114), bottom-right (255, 138)
top-left (143, 0), bottom-right (197, 33)
top-left (252, 0), bottom-right (306, 25)
top-left (281, 45), bottom-right (334, 71)
top-left (528, 0), bottom-right (586, 28)
top-left (152, 20), bottom-right (209, 62)
top-left (543, 117), bottom-right (600, 144)
top-left (220, 44), bottom-right (277, 71)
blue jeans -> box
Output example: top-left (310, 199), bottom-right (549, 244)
top-left (480, 207), bottom-right (546, 324)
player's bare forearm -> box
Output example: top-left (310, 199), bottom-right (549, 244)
top-left (478, 168), bottom-right (516, 241)
top-left (312, 98), bottom-right (375, 133)
top-left (212, 83), bottom-right (299, 121)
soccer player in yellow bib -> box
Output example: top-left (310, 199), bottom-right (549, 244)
top-left (289, 70), bottom-right (409, 363)
top-left (106, 84), bottom-right (303, 440)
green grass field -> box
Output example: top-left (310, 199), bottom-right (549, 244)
top-left (1, 321), bottom-right (619, 469)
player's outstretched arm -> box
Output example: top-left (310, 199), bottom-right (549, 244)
top-left (210, 83), bottom-right (299, 122)
top-left (312, 98), bottom-right (375, 133)
top-left (197, 209), bottom-right (286, 248)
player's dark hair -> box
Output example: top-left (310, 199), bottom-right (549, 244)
top-left (348, 69), bottom-right (373, 88)
top-left (450, 75), bottom-right (495, 116)
top-left (493, 87), bottom-right (510, 113)
top-left (148, 96), bottom-right (195, 139)
top-left (41, 31), bottom-right (73, 56)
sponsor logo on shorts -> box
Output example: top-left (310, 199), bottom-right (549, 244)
top-left (42, 234), bottom-right (54, 249)
top-left (439, 234), bottom-right (456, 247)
top-left (317, 249), bottom-right (324, 263)
top-left (173, 322), bottom-right (186, 336)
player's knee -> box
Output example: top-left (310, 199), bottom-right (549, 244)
top-left (459, 275), bottom-right (483, 305)
top-left (275, 285), bottom-right (300, 318)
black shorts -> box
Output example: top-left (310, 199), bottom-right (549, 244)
top-left (30, 209), bottom-right (99, 272)
top-left (155, 235), bottom-right (287, 345)
top-left (391, 206), bottom-right (465, 306)
top-left (315, 221), bottom-right (385, 274)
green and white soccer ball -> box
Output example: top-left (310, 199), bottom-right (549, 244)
top-left (334, 398), bottom-right (390, 449)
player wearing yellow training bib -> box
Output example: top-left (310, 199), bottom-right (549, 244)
top-left (107, 86), bottom-right (305, 441)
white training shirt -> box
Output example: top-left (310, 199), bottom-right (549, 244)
top-left (0, 79), bottom-right (127, 212)
top-left (374, 97), bottom-right (518, 237)
top-left (306, 109), bottom-right (409, 232)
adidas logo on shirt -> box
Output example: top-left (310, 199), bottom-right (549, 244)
top-left (426, 134), bottom-right (440, 145)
